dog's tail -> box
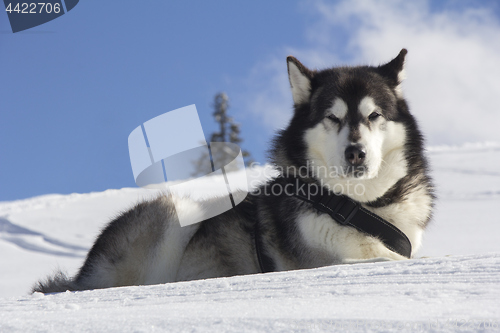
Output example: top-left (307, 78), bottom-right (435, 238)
top-left (31, 270), bottom-right (78, 294)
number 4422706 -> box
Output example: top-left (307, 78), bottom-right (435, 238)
top-left (5, 2), bottom-right (62, 14)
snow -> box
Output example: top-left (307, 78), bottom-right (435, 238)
top-left (1, 143), bottom-right (499, 332)
top-left (2, 254), bottom-right (499, 332)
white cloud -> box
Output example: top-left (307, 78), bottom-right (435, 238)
top-left (241, 57), bottom-right (292, 131)
top-left (243, 0), bottom-right (500, 145)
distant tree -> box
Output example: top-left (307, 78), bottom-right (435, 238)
top-left (210, 92), bottom-right (252, 163)
top-left (192, 92), bottom-right (253, 176)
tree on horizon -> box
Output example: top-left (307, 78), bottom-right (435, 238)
top-left (192, 92), bottom-right (253, 176)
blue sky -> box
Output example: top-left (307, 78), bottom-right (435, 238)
top-left (1, 0), bottom-right (500, 201)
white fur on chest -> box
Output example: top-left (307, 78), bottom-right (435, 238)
top-left (297, 189), bottom-right (430, 262)
top-left (297, 210), bottom-right (404, 263)
top-left (368, 184), bottom-right (432, 255)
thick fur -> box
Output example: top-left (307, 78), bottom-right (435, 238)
top-left (33, 49), bottom-right (434, 293)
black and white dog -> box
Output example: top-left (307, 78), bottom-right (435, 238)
top-left (33, 49), bottom-right (434, 293)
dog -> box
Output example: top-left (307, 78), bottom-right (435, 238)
top-left (33, 49), bottom-right (434, 293)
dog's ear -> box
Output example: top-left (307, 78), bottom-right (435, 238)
top-left (377, 49), bottom-right (407, 94)
top-left (287, 56), bottom-right (313, 105)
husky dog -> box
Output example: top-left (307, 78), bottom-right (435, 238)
top-left (33, 49), bottom-right (434, 293)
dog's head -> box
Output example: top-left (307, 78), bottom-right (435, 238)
top-left (274, 49), bottom-right (416, 201)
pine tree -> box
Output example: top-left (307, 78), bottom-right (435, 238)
top-left (191, 92), bottom-right (253, 176)
top-left (210, 92), bottom-right (230, 144)
top-left (209, 92), bottom-right (252, 165)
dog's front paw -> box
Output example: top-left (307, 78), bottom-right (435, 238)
top-left (342, 257), bottom-right (394, 264)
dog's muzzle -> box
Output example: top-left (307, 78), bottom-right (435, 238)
top-left (345, 144), bottom-right (366, 166)
top-left (344, 144), bottom-right (367, 177)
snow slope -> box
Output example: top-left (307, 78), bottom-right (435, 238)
top-left (1, 254), bottom-right (499, 332)
top-left (1, 143), bottom-right (499, 332)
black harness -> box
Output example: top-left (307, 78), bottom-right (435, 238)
top-left (255, 177), bottom-right (412, 273)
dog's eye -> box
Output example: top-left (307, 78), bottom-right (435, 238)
top-left (327, 114), bottom-right (341, 124)
top-left (368, 112), bottom-right (381, 121)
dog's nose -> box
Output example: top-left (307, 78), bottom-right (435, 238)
top-left (344, 144), bottom-right (366, 166)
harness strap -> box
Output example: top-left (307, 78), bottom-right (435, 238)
top-left (253, 178), bottom-right (412, 274)
top-left (290, 178), bottom-right (412, 259)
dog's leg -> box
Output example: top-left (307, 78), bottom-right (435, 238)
top-left (342, 257), bottom-right (395, 264)
top-left (342, 250), bottom-right (408, 264)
